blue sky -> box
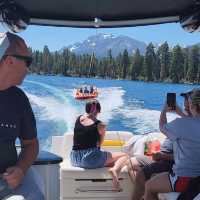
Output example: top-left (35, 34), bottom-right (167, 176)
top-left (1, 22), bottom-right (200, 51)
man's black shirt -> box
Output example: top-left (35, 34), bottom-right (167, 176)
top-left (0, 86), bottom-right (37, 173)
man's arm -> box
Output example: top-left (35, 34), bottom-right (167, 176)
top-left (4, 138), bottom-right (39, 188)
top-left (17, 138), bottom-right (39, 173)
top-left (152, 152), bottom-right (173, 161)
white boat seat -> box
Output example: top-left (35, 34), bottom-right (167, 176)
top-left (60, 159), bottom-right (128, 179)
top-left (60, 159), bottom-right (133, 200)
top-left (52, 131), bottom-right (134, 200)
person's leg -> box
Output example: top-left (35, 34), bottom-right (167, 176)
top-left (128, 156), bottom-right (152, 200)
top-left (144, 172), bottom-right (172, 200)
top-left (127, 157), bottom-right (143, 176)
top-left (133, 160), bottom-right (173, 200)
top-left (0, 178), bottom-right (13, 199)
top-left (104, 152), bottom-right (127, 189)
top-left (104, 152), bottom-right (127, 167)
top-left (132, 169), bottom-right (146, 200)
top-left (12, 168), bottom-right (45, 200)
top-left (108, 155), bottom-right (129, 188)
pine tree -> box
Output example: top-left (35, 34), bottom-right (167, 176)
top-left (42, 45), bottom-right (51, 74)
top-left (122, 49), bottom-right (129, 79)
top-left (131, 49), bottom-right (143, 80)
top-left (186, 45), bottom-right (200, 82)
top-left (143, 43), bottom-right (156, 81)
top-left (170, 45), bottom-right (184, 83)
top-left (158, 42), bottom-right (170, 81)
top-left (183, 48), bottom-right (189, 80)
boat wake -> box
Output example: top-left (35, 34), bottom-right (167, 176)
top-left (22, 79), bottom-right (176, 149)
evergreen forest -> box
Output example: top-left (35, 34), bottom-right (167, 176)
top-left (29, 42), bottom-right (200, 83)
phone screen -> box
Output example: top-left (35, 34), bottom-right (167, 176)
top-left (167, 93), bottom-right (176, 110)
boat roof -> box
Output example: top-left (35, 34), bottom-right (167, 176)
top-left (15, 0), bottom-right (193, 28)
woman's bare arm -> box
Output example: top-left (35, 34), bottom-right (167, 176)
top-left (97, 122), bottom-right (106, 146)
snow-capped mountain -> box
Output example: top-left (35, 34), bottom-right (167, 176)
top-left (63, 33), bottom-right (147, 57)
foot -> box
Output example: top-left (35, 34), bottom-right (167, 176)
top-left (109, 168), bottom-right (120, 190)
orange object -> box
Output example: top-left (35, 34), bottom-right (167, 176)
top-left (75, 91), bottom-right (98, 100)
top-left (144, 140), bottom-right (161, 156)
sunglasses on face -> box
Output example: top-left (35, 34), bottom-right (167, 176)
top-left (4, 55), bottom-right (32, 67)
top-left (12, 55), bottom-right (32, 67)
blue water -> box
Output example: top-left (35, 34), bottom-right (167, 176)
top-left (21, 75), bottom-right (199, 150)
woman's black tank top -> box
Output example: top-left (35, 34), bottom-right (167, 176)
top-left (72, 115), bottom-right (101, 150)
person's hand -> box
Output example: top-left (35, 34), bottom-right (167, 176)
top-left (152, 152), bottom-right (163, 161)
top-left (163, 102), bottom-right (174, 113)
top-left (175, 103), bottom-right (181, 112)
top-left (3, 166), bottom-right (24, 189)
top-left (175, 103), bottom-right (187, 117)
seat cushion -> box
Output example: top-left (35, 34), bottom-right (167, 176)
top-left (60, 160), bottom-right (128, 179)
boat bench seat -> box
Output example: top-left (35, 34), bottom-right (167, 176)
top-left (52, 131), bottom-right (134, 200)
top-left (59, 159), bottom-right (133, 200)
top-left (60, 159), bottom-right (128, 179)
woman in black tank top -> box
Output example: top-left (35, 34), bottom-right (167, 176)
top-left (70, 99), bottom-right (127, 189)
top-left (72, 99), bottom-right (105, 150)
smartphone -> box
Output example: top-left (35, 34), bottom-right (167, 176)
top-left (167, 93), bottom-right (176, 110)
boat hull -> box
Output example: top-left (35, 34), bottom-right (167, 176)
top-left (75, 94), bottom-right (98, 100)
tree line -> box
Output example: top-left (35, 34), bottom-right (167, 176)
top-left (29, 42), bottom-right (200, 83)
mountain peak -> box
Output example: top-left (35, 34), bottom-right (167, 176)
top-left (65, 33), bottom-right (147, 57)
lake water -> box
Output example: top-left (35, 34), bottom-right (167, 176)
top-left (22, 74), bottom-right (199, 150)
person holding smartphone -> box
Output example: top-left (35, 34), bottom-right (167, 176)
top-left (144, 89), bottom-right (200, 200)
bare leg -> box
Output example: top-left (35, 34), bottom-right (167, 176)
top-left (132, 169), bottom-right (146, 200)
top-left (105, 152), bottom-right (127, 189)
top-left (127, 157), bottom-right (142, 176)
top-left (108, 155), bottom-right (129, 189)
top-left (144, 172), bottom-right (172, 200)
top-left (105, 152), bottom-right (127, 167)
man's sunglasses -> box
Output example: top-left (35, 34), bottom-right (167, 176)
top-left (12, 55), bottom-right (32, 67)
top-left (4, 55), bottom-right (32, 67)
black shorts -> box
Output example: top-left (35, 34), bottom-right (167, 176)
top-left (135, 155), bottom-right (173, 180)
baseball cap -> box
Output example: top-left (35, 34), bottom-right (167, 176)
top-left (0, 32), bottom-right (32, 67)
top-left (190, 89), bottom-right (200, 105)
top-left (180, 90), bottom-right (193, 98)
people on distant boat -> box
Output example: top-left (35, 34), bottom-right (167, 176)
top-left (0, 32), bottom-right (44, 199)
top-left (79, 87), bottom-right (83, 93)
top-left (144, 89), bottom-right (200, 200)
top-left (75, 86), bottom-right (98, 99)
top-left (90, 85), bottom-right (94, 94)
top-left (70, 99), bottom-right (127, 185)
top-left (83, 86), bottom-right (89, 94)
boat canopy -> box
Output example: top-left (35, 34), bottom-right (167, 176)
top-left (0, 0), bottom-right (195, 28)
